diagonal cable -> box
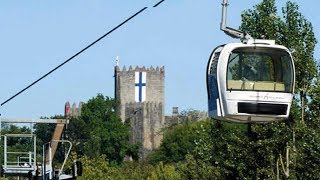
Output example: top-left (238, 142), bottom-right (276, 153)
top-left (1, 7), bottom-right (148, 107)
top-left (1, 0), bottom-right (167, 107)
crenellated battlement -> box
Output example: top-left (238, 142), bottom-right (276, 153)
top-left (64, 102), bottom-right (84, 118)
top-left (125, 101), bottom-right (163, 109)
top-left (115, 65), bottom-right (165, 76)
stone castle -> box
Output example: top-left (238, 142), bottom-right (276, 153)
top-left (114, 65), bottom-right (165, 158)
top-left (65, 65), bottom-right (207, 159)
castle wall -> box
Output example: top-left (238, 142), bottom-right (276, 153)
top-left (65, 102), bottom-right (83, 118)
top-left (115, 65), bottom-right (165, 158)
top-left (125, 103), bottom-right (144, 144)
top-left (142, 102), bottom-right (164, 156)
top-left (115, 66), bottom-right (165, 123)
top-left (125, 102), bottom-right (164, 158)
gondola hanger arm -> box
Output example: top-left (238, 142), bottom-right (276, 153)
top-left (220, 0), bottom-right (252, 40)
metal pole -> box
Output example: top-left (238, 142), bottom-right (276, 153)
top-left (220, 0), bottom-right (228, 30)
top-left (219, 0), bottom-right (252, 39)
top-left (49, 143), bottom-right (52, 180)
top-left (34, 136), bottom-right (37, 172)
top-left (57, 140), bottom-right (72, 177)
top-left (42, 143), bottom-right (45, 180)
top-left (4, 136), bottom-right (7, 170)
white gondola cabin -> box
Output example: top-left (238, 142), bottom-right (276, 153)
top-left (207, 39), bottom-right (295, 123)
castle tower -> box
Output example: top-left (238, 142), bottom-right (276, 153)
top-left (64, 102), bottom-right (83, 118)
top-left (114, 65), bottom-right (165, 158)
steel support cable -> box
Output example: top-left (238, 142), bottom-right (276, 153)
top-left (1, 0), bottom-right (166, 107)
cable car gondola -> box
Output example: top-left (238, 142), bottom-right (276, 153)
top-left (207, 0), bottom-right (295, 123)
top-left (207, 40), bottom-right (295, 123)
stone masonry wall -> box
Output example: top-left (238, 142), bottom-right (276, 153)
top-left (125, 102), bottom-right (164, 158)
top-left (115, 66), bottom-right (165, 123)
top-left (115, 65), bottom-right (165, 158)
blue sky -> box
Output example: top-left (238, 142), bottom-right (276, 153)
top-left (0, 0), bottom-right (319, 118)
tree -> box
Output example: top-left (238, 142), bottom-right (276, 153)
top-left (308, 69), bottom-right (320, 123)
top-left (178, 109), bottom-right (207, 124)
top-left (34, 115), bottom-right (66, 163)
top-left (240, 0), bottom-right (318, 123)
top-left (177, 154), bottom-right (222, 179)
top-left (67, 94), bottom-right (139, 164)
top-left (0, 125), bottom-right (33, 160)
top-left (34, 115), bottom-right (64, 144)
top-left (240, 0), bottom-right (282, 41)
top-left (76, 154), bottom-right (120, 180)
top-left (76, 154), bottom-right (182, 180)
top-left (283, 2), bottom-right (317, 123)
top-left (147, 162), bottom-right (182, 180)
top-left (148, 120), bottom-right (211, 164)
top-left (166, 1), bottom-right (320, 179)
top-left (218, 0), bottom-right (320, 178)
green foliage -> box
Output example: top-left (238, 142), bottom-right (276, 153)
top-left (64, 115), bottom-right (91, 158)
top-left (119, 161), bottom-right (154, 180)
top-left (2, 125), bottom-right (32, 148)
top-left (34, 123), bottom-right (55, 146)
top-left (0, 125), bottom-right (33, 165)
top-left (34, 94), bottom-right (139, 167)
top-left (240, 0), bottom-right (282, 41)
top-left (77, 154), bottom-right (120, 180)
top-left (34, 115), bottom-right (65, 145)
top-left (292, 123), bottom-right (320, 178)
top-left (178, 109), bottom-right (207, 124)
top-left (147, 162), bottom-right (182, 180)
top-left (241, 0), bottom-right (318, 124)
top-left (308, 73), bottom-right (320, 121)
top-left (34, 115), bottom-right (66, 163)
top-left (67, 94), bottom-right (139, 164)
top-left (177, 154), bottom-right (221, 180)
top-left (282, 1), bottom-right (317, 92)
top-left (205, 121), bottom-right (263, 179)
top-left (31, 104), bottom-right (320, 179)
top-left (187, 118), bottom-right (320, 179)
top-left (148, 120), bottom-right (211, 164)
top-left (76, 154), bottom-right (182, 180)
top-left (236, 2), bottom-right (320, 177)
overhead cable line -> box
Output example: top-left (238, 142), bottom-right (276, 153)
top-left (153, 0), bottom-right (165, 7)
top-left (1, 0), bottom-right (166, 107)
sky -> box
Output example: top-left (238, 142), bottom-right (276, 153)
top-left (0, 0), bottom-right (319, 118)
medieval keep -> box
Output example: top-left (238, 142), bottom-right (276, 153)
top-left (64, 64), bottom-right (207, 159)
top-left (114, 65), bottom-right (165, 158)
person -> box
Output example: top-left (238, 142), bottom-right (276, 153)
top-left (242, 64), bottom-right (257, 81)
